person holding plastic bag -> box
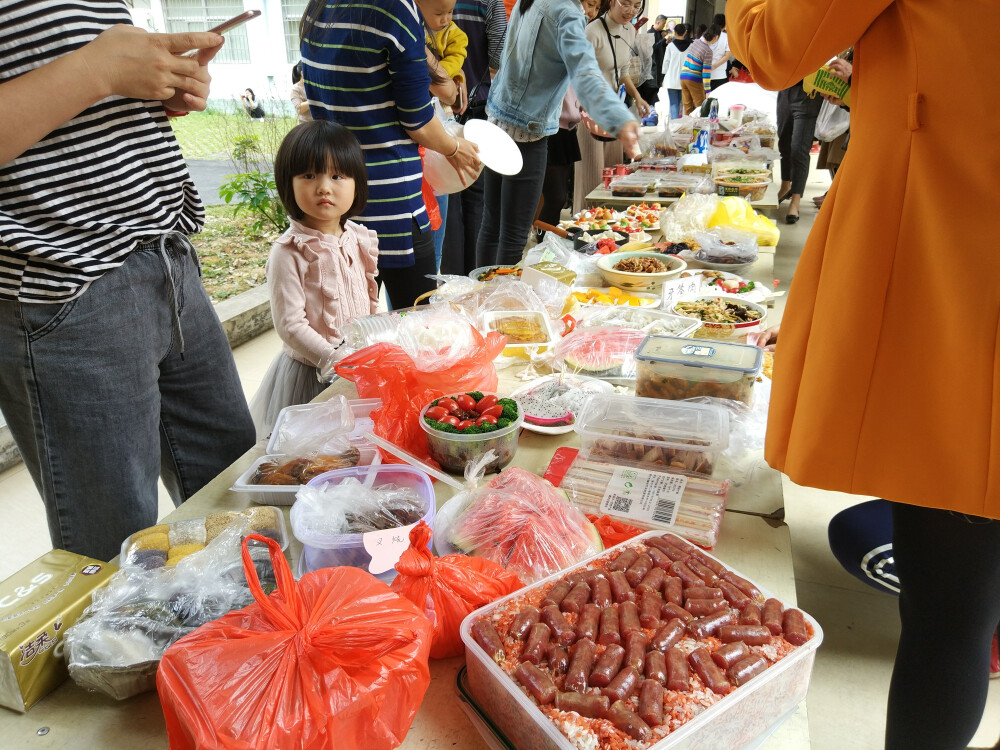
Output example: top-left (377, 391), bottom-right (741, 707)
top-left (729, 2), bottom-right (1000, 748)
top-left (391, 521), bottom-right (523, 658)
top-left (249, 121), bottom-right (379, 440)
top-left (475, 0), bottom-right (641, 267)
top-left (158, 535), bottom-right (433, 750)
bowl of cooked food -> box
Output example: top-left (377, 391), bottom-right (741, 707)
top-left (468, 264), bottom-right (522, 282)
top-left (670, 294), bottom-right (767, 342)
top-left (595, 250), bottom-right (687, 290)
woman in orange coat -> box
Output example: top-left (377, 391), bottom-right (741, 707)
top-left (728, 1), bottom-right (1000, 748)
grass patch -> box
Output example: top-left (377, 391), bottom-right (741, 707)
top-left (170, 108), bottom-right (297, 161)
top-left (193, 204), bottom-right (279, 302)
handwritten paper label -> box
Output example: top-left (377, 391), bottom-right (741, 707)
top-left (600, 467), bottom-right (687, 527)
top-left (659, 275), bottom-right (702, 308)
top-left (362, 522), bottom-right (418, 575)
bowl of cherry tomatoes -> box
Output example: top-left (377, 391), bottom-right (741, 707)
top-left (419, 391), bottom-right (523, 474)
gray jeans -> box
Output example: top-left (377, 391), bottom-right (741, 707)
top-left (0, 235), bottom-right (256, 561)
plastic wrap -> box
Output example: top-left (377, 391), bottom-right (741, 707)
top-left (291, 477), bottom-right (427, 537)
top-left (65, 517), bottom-right (277, 700)
top-left (638, 127), bottom-right (681, 159)
top-left (266, 394), bottom-right (353, 456)
top-left (523, 242), bottom-right (602, 291)
top-left (434, 467), bottom-right (603, 584)
top-left (659, 192), bottom-right (722, 242)
top-left (390, 521), bottom-right (523, 658)
top-left (548, 326), bottom-right (648, 382)
top-left (157, 535), bottom-right (433, 750)
top-left (693, 226), bottom-right (760, 265)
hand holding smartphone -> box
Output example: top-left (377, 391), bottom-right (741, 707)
top-left (183, 10), bottom-right (261, 57)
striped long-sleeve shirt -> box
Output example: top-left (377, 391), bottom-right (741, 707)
top-left (452, 0), bottom-right (507, 101)
top-left (0, 0), bottom-right (203, 302)
top-left (302, 0), bottom-right (434, 268)
top-left (679, 38), bottom-right (714, 93)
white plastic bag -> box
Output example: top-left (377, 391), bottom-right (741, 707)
top-left (815, 100), bottom-right (850, 142)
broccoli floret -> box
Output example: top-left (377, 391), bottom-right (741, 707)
top-left (496, 417), bottom-right (513, 429)
top-left (468, 391), bottom-right (484, 401)
top-left (458, 424), bottom-right (488, 435)
top-left (497, 398), bottom-right (519, 421)
top-left (425, 417), bottom-right (457, 433)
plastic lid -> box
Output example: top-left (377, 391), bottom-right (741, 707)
top-left (574, 392), bottom-right (730, 452)
top-left (635, 335), bottom-right (763, 374)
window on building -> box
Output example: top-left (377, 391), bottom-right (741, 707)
top-left (282, 0), bottom-right (309, 63)
top-left (161, 0), bottom-right (253, 64)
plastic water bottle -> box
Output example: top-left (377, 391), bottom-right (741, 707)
top-left (707, 98), bottom-right (719, 158)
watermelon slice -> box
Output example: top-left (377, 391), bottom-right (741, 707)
top-left (555, 327), bottom-right (648, 379)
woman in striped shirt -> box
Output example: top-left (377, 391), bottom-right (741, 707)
top-left (300, 0), bottom-right (481, 310)
top-left (679, 24), bottom-right (720, 115)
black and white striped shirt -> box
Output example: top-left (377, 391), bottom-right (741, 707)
top-left (0, 0), bottom-right (204, 302)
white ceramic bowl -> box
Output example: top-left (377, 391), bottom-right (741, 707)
top-left (596, 251), bottom-right (687, 291)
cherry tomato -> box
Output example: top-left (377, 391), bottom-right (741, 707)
top-left (481, 405), bottom-right (503, 419)
top-left (457, 419), bottom-right (476, 431)
top-left (455, 394), bottom-right (477, 412)
top-left (437, 397), bottom-right (459, 414)
top-left (475, 394), bottom-right (498, 411)
top-left (439, 415), bottom-right (460, 427)
top-left (476, 414), bottom-right (498, 426)
top-left (425, 405), bottom-right (449, 422)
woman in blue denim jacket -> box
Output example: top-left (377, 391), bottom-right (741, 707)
top-left (476, 0), bottom-right (640, 266)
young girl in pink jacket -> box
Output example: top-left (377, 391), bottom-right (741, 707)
top-left (250, 121), bottom-right (379, 438)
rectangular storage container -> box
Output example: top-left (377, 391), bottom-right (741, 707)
top-left (574, 393), bottom-right (729, 476)
top-left (635, 335), bottom-right (763, 405)
top-left (294, 464), bottom-right (435, 583)
top-left (229, 446), bottom-right (381, 506)
top-left (266, 397), bottom-right (380, 454)
top-left (119, 505), bottom-right (289, 568)
top-left (608, 173), bottom-right (653, 197)
top-left (480, 310), bottom-right (556, 356)
top-left (460, 531), bottom-right (823, 750)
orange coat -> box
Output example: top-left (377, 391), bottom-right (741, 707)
top-left (728, 0), bottom-right (1000, 519)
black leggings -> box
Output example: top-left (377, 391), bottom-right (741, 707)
top-left (378, 219), bottom-right (438, 309)
top-left (886, 502), bottom-right (1000, 750)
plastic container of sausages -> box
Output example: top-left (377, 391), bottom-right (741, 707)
top-left (460, 531), bottom-right (823, 750)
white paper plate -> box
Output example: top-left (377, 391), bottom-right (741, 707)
top-left (509, 374), bottom-right (615, 435)
top-left (464, 119), bottom-right (523, 175)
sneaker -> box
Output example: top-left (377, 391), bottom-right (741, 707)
top-left (991, 630), bottom-right (999, 679)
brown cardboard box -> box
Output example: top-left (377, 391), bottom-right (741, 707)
top-left (0, 550), bottom-right (116, 712)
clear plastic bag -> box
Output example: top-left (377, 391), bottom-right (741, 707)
top-left (548, 326), bottom-right (649, 382)
top-left (815, 99), bottom-right (850, 142)
top-left (291, 477), bottom-right (427, 537)
top-left (523, 240), bottom-right (602, 290)
top-left (693, 226), bottom-right (760, 265)
top-left (268, 394), bottom-right (354, 457)
top-left (65, 518), bottom-right (274, 699)
top-left (660, 193), bottom-right (723, 242)
top-left (434, 466), bottom-right (602, 583)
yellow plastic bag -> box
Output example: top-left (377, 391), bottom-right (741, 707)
top-left (803, 67), bottom-right (851, 106)
top-left (707, 197), bottom-right (780, 246)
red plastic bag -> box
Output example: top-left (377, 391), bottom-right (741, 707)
top-left (157, 535), bottom-right (433, 750)
top-left (391, 521), bottom-right (523, 658)
top-left (335, 332), bottom-right (506, 466)
top-left (585, 513), bottom-right (646, 548)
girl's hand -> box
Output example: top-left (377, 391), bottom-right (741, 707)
top-left (445, 136), bottom-right (481, 186)
top-left (618, 121), bottom-right (641, 159)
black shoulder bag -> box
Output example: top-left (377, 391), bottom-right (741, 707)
top-left (456, 65), bottom-right (490, 125)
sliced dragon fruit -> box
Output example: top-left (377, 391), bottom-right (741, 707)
top-left (520, 390), bottom-right (575, 427)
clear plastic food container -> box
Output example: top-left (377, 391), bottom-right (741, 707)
top-left (574, 393), bottom-right (729, 476)
top-left (635, 335), bottom-right (763, 405)
top-left (480, 310), bottom-right (556, 357)
top-left (229, 446), bottom-right (382, 505)
top-left (419, 393), bottom-right (524, 474)
top-left (608, 174), bottom-right (652, 197)
top-left (266, 397), bottom-right (380, 454)
top-left (460, 531), bottom-right (823, 750)
top-left (573, 306), bottom-right (701, 338)
top-left (119, 506), bottom-right (288, 568)
top-left (295, 464), bottom-right (435, 583)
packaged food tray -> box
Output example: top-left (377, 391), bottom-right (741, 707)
top-left (461, 531), bottom-right (822, 750)
top-left (574, 393), bottom-right (729, 476)
top-left (266, 397), bottom-right (380, 454)
top-left (119, 506), bottom-right (288, 568)
top-left (635, 335), bottom-right (763, 405)
top-left (230, 445), bottom-right (382, 505)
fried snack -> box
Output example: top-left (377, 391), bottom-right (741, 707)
top-left (249, 447), bottom-right (361, 486)
top-left (761, 351), bottom-right (774, 380)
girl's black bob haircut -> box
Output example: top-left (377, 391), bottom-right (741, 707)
top-left (274, 120), bottom-right (368, 225)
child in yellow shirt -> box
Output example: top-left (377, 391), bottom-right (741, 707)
top-left (416, 0), bottom-right (469, 110)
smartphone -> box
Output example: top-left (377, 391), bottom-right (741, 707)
top-left (183, 10), bottom-right (261, 56)
top-left (207, 10), bottom-right (261, 35)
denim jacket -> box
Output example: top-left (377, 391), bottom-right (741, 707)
top-left (486, 0), bottom-right (635, 138)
